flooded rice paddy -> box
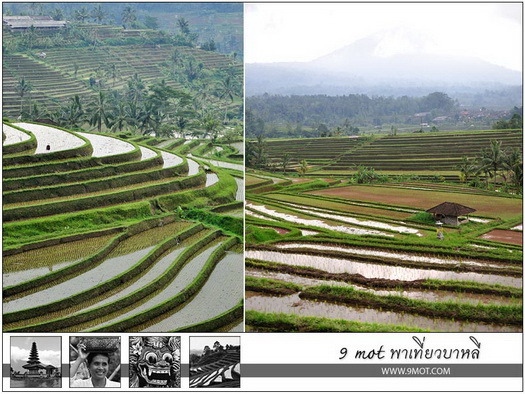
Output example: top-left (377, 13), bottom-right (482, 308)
top-left (246, 269), bottom-right (521, 306)
top-left (186, 157), bottom-right (200, 175)
top-left (300, 230), bottom-right (319, 236)
top-left (87, 238), bottom-right (229, 330)
top-left (3, 234), bottom-right (115, 288)
top-left (246, 292), bottom-right (520, 332)
top-left (139, 146), bottom-right (158, 161)
top-left (283, 203), bottom-right (422, 236)
top-left (246, 203), bottom-right (391, 237)
top-left (141, 251), bottom-right (243, 332)
top-left (15, 122), bottom-right (85, 153)
top-left (245, 251), bottom-right (522, 288)
top-left (205, 173), bottom-right (219, 187)
top-left (205, 159), bottom-right (244, 172)
top-left (83, 232), bottom-right (209, 311)
top-left (235, 177), bottom-right (244, 201)
top-left (3, 124), bottom-right (31, 145)
top-left (229, 141), bottom-right (244, 154)
top-left (76, 132), bottom-right (134, 157)
top-left (160, 151), bottom-right (184, 169)
top-left (511, 224), bottom-right (523, 231)
top-left (273, 243), bottom-right (516, 269)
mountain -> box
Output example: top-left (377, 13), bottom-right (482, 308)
top-left (246, 29), bottom-right (522, 105)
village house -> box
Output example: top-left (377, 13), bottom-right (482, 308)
top-left (426, 202), bottom-right (477, 226)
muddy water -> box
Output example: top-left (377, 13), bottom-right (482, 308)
top-left (187, 157), bottom-right (200, 175)
top-left (84, 232), bottom-right (209, 311)
top-left (246, 203), bottom-right (391, 237)
top-left (235, 177), bottom-right (244, 201)
top-left (161, 151), bottom-right (184, 169)
top-left (206, 173), bottom-right (219, 187)
top-left (3, 234), bottom-right (115, 287)
top-left (246, 269), bottom-right (522, 306)
top-left (142, 251), bottom-right (244, 332)
top-left (274, 243), bottom-right (516, 269)
top-left (283, 203), bottom-right (422, 236)
top-left (86, 238), bottom-right (229, 330)
top-left (15, 122), bottom-right (85, 153)
top-left (140, 146), bottom-right (158, 161)
top-left (245, 251), bottom-right (522, 288)
top-left (3, 124), bottom-right (31, 145)
top-left (246, 293), bottom-right (521, 332)
top-left (77, 132), bottom-right (134, 157)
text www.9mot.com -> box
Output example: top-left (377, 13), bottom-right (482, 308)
top-left (381, 367), bottom-right (451, 376)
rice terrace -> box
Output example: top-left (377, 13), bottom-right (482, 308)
top-left (2, 3), bottom-right (243, 333)
top-left (245, 128), bottom-right (523, 333)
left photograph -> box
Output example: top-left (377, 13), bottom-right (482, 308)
top-left (2, 2), bottom-right (244, 333)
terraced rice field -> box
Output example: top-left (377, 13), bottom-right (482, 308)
top-left (246, 164), bottom-right (522, 332)
top-left (3, 42), bottom-right (242, 117)
top-left (259, 130), bottom-right (522, 179)
top-left (3, 121), bottom-right (243, 332)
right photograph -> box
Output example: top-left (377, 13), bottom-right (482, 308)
top-left (244, 3), bottom-right (523, 332)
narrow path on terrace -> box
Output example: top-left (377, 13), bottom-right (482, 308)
top-left (76, 132), bottom-right (135, 157)
top-left (246, 293), bottom-right (520, 332)
top-left (245, 250), bottom-right (522, 288)
top-left (138, 251), bottom-right (243, 332)
top-left (15, 122), bottom-right (85, 153)
top-left (87, 239), bottom-right (228, 331)
top-left (3, 124), bottom-right (31, 145)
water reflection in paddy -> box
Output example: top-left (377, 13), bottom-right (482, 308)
top-left (140, 146), bottom-right (158, 161)
top-left (246, 269), bottom-right (521, 306)
top-left (3, 234), bottom-right (115, 287)
top-left (15, 122), bottom-right (85, 153)
top-left (87, 239), bottom-right (229, 330)
top-left (246, 293), bottom-right (520, 332)
top-left (235, 177), bottom-right (244, 201)
top-left (186, 157), bottom-right (200, 175)
top-left (77, 132), bottom-right (134, 157)
top-left (161, 151), bottom-right (184, 169)
top-left (205, 173), bottom-right (219, 187)
top-left (274, 243), bottom-right (516, 269)
top-left (142, 251), bottom-right (243, 332)
top-left (3, 124), bottom-right (31, 145)
top-left (245, 250), bottom-right (522, 288)
top-left (246, 203), bottom-right (391, 237)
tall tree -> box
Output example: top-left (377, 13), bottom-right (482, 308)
top-left (281, 153), bottom-right (291, 173)
top-left (91, 4), bottom-right (105, 24)
top-left (74, 7), bottom-right (90, 23)
top-left (15, 78), bottom-right (33, 115)
top-left (478, 140), bottom-right (504, 185)
top-left (122, 6), bottom-right (137, 29)
top-left (87, 91), bottom-right (110, 132)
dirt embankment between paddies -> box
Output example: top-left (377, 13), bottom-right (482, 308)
top-left (308, 185), bottom-right (522, 219)
top-left (480, 229), bottom-right (523, 245)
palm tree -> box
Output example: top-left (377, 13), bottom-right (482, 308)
top-left (74, 7), bottom-right (90, 23)
top-left (91, 4), bottom-right (105, 24)
top-left (457, 156), bottom-right (478, 183)
top-left (87, 91), bottom-right (110, 132)
top-left (478, 140), bottom-right (504, 185)
top-left (502, 148), bottom-right (523, 190)
top-left (281, 153), bottom-right (291, 173)
top-left (177, 17), bottom-right (190, 35)
top-left (122, 6), bottom-right (136, 29)
top-left (298, 159), bottom-right (308, 175)
top-left (15, 78), bottom-right (33, 115)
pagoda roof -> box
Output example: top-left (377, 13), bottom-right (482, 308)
top-left (426, 202), bottom-right (476, 217)
top-left (22, 362), bottom-right (47, 370)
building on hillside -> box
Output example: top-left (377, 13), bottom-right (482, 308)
top-left (3, 15), bottom-right (67, 31)
top-left (426, 202), bottom-right (476, 226)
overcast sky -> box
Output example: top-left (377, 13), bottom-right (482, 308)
top-left (245, 3), bottom-right (522, 71)
top-left (10, 337), bottom-right (61, 372)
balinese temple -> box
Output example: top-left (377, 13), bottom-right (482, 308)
top-left (22, 342), bottom-right (48, 377)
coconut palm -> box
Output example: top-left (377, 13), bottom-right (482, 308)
top-left (177, 17), bottom-right (190, 35)
top-left (74, 7), bottom-right (90, 23)
top-left (298, 159), bottom-right (308, 175)
top-left (122, 6), bottom-right (137, 29)
top-left (502, 148), bottom-right (523, 190)
top-left (478, 140), bottom-right (504, 184)
top-left (15, 78), bottom-right (33, 115)
top-left (87, 91), bottom-right (111, 132)
top-left (281, 153), bottom-right (291, 173)
top-left (91, 4), bottom-right (105, 24)
top-left (457, 156), bottom-right (478, 183)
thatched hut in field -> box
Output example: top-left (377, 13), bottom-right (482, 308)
top-left (426, 202), bottom-right (476, 226)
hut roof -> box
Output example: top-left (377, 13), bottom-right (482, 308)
top-left (426, 202), bottom-right (476, 217)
